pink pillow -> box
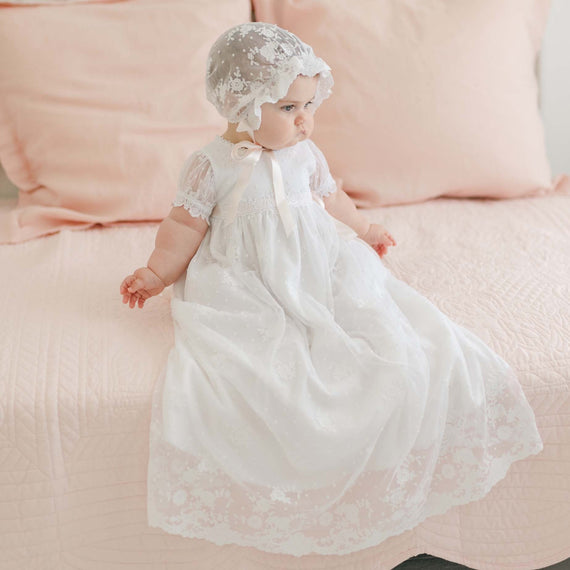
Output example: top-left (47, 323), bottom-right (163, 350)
top-left (253, 0), bottom-right (563, 207)
top-left (0, 0), bottom-right (251, 243)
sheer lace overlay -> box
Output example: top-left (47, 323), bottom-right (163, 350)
top-left (148, 136), bottom-right (543, 557)
top-left (172, 151), bottom-right (216, 223)
top-left (148, 364), bottom-right (541, 556)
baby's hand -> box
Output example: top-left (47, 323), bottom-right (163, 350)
top-left (120, 267), bottom-right (166, 309)
top-left (360, 223), bottom-right (396, 258)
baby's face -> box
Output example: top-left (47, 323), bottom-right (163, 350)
top-left (254, 75), bottom-right (318, 150)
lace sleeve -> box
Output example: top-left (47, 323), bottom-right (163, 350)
top-left (172, 151), bottom-right (216, 224)
top-left (306, 139), bottom-right (338, 198)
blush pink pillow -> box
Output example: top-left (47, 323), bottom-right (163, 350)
top-left (0, 0), bottom-right (251, 243)
top-left (253, 0), bottom-right (563, 207)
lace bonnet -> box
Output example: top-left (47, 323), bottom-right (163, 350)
top-left (206, 22), bottom-right (333, 137)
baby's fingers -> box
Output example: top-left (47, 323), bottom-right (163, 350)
top-left (127, 277), bottom-right (144, 294)
top-left (121, 290), bottom-right (140, 309)
top-left (120, 275), bottom-right (135, 295)
top-left (374, 243), bottom-right (387, 257)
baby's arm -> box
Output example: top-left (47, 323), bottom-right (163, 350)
top-left (323, 190), bottom-right (396, 257)
top-left (120, 206), bottom-right (208, 308)
top-left (307, 138), bottom-right (395, 257)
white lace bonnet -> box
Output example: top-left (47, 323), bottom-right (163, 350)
top-left (206, 22), bottom-right (334, 137)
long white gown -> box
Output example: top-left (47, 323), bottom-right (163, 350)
top-left (147, 135), bottom-right (543, 556)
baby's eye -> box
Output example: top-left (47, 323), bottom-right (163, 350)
top-left (304, 101), bottom-right (314, 109)
top-left (281, 104), bottom-right (295, 112)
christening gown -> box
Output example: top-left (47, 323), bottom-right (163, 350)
top-left (147, 135), bottom-right (543, 557)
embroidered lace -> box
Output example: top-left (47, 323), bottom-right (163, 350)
top-left (205, 22), bottom-right (333, 136)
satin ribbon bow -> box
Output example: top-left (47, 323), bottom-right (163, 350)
top-left (221, 140), bottom-right (295, 237)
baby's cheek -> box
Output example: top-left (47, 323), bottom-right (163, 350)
top-left (271, 115), bottom-right (289, 133)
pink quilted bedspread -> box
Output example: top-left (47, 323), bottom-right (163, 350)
top-left (1, 194), bottom-right (569, 570)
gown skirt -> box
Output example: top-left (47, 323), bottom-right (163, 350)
top-left (147, 198), bottom-right (543, 557)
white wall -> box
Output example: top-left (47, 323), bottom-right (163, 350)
top-left (540, 0), bottom-right (570, 176)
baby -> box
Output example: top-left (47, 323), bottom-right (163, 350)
top-left (121, 23), bottom-right (542, 558)
top-left (120, 34), bottom-right (395, 309)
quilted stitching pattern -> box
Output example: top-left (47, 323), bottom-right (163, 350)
top-left (0, 194), bottom-right (568, 569)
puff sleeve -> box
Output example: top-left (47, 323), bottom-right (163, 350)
top-left (172, 151), bottom-right (216, 224)
top-left (306, 139), bottom-right (338, 198)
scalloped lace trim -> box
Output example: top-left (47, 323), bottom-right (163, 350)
top-left (172, 196), bottom-right (212, 223)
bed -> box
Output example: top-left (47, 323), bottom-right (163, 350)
top-left (1, 195), bottom-right (569, 570)
top-left (1, 1), bottom-right (569, 569)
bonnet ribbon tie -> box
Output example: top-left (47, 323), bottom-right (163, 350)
top-left (221, 140), bottom-right (294, 237)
